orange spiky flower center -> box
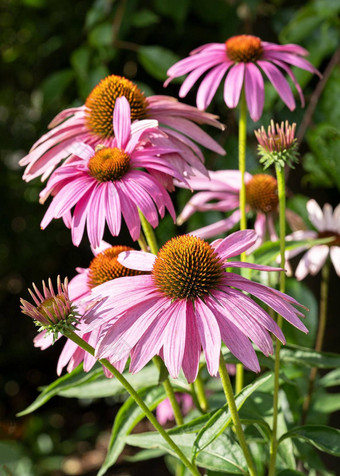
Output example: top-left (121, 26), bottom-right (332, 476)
top-left (88, 147), bottom-right (130, 182)
top-left (152, 235), bottom-right (224, 300)
top-left (226, 35), bottom-right (263, 63)
top-left (85, 75), bottom-right (147, 139)
top-left (88, 246), bottom-right (144, 288)
top-left (245, 174), bottom-right (278, 214)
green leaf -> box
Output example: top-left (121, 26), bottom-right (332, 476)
top-left (279, 425), bottom-right (340, 456)
top-left (126, 430), bottom-right (247, 474)
top-left (277, 471), bottom-right (306, 476)
top-left (138, 46), bottom-right (181, 81)
top-left (154, 0), bottom-right (190, 24)
top-left (98, 386), bottom-right (166, 476)
top-left (280, 345), bottom-right (340, 368)
top-left (192, 374), bottom-right (271, 460)
top-left (124, 448), bottom-right (166, 462)
top-left (42, 69), bottom-right (74, 106)
top-left (252, 237), bottom-right (334, 266)
top-left (313, 393), bottom-right (340, 414)
top-left (17, 364), bottom-right (100, 416)
top-left (319, 368), bottom-right (340, 388)
top-left (59, 365), bottom-right (160, 398)
top-left (131, 9), bottom-right (160, 28)
top-left (88, 23), bottom-right (113, 48)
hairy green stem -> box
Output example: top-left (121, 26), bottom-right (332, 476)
top-left (219, 353), bottom-right (257, 476)
top-left (194, 371), bottom-right (209, 413)
top-left (139, 210), bottom-right (159, 255)
top-left (236, 89), bottom-right (248, 394)
top-left (63, 330), bottom-right (200, 476)
top-left (301, 258), bottom-right (330, 424)
top-left (268, 164), bottom-right (286, 476)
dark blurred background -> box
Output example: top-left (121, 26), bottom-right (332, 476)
top-left (1, 0), bottom-right (339, 474)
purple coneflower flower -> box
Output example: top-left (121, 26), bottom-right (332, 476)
top-left (286, 200), bottom-right (340, 280)
top-left (86, 230), bottom-right (307, 383)
top-left (177, 170), bottom-right (280, 251)
top-left (34, 242), bottom-right (144, 376)
top-left (165, 35), bottom-right (320, 121)
top-left (20, 74), bottom-right (225, 182)
top-left (39, 97), bottom-right (178, 247)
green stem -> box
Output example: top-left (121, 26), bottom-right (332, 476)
top-left (138, 210), bottom-right (159, 255)
top-left (153, 356), bottom-right (184, 426)
top-left (268, 164), bottom-right (286, 476)
top-left (219, 353), bottom-right (257, 476)
top-left (137, 233), bottom-right (148, 252)
top-left (63, 330), bottom-right (200, 476)
top-left (301, 258), bottom-right (330, 424)
top-left (236, 88), bottom-right (248, 394)
top-left (193, 371), bottom-right (209, 413)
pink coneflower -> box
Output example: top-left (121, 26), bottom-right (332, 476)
top-left (177, 170), bottom-right (280, 250)
top-left (20, 74), bottom-right (225, 182)
top-left (86, 231), bottom-right (307, 383)
top-left (286, 200), bottom-right (340, 280)
top-left (34, 242), bottom-right (143, 376)
top-left (165, 35), bottom-right (320, 121)
top-left (156, 393), bottom-right (193, 425)
top-left (39, 97), bottom-right (178, 247)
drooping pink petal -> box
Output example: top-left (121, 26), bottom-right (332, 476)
top-left (194, 299), bottom-right (221, 376)
top-left (71, 186), bottom-right (95, 246)
top-left (115, 181), bottom-right (141, 241)
top-left (307, 199), bottom-right (324, 231)
top-left (181, 301), bottom-right (201, 383)
top-left (105, 182), bottom-right (121, 237)
top-left (258, 61), bottom-right (295, 111)
top-left (162, 301), bottom-right (187, 378)
top-left (67, 142), bottom-right (95, 161)
top-left (197, 63), bottom-right (231, 110)
top-left (87, 183), bottom-right (106, 248)
top-left (190, 210), bottom-right (241, 240)
top-left (224, 63), bottom-right (245, 108)
top-left (244, 63), bottom-right (264, 121)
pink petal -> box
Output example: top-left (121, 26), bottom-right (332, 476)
top-left (194, 299), bottom-right (221, 376)
top-left (113, 96), bottom-right (131, 150)
top-left (182, 301), bottom-right (201, 383)
top-left (244, 63), bottom-right (264, 121)
top-left (190, 210), bottom-right (241, 240)
top-left (296, 246), bottom-right (329, 281)
top-left (118, 250), bottom-right (156, 271)
top-left (87, 183), bottom-right (106, 248)
top-left (214, 230), bottom-right (257, 259)
top-left (330, 247), bottom-right (340, 276)
top-left (105, 182), bottom-right (121, 236)
top-left (258, 61), bottom-right (295, 111)
top-left (115, 181), bottom-right (141, 241)
top-left (197, 63), bottom-right (230, 110)
top-left (162, 301), bottom-right (187, 378)
top-left (71, 186), bottom-right (95, 246)
top-left (224, 63), bottom-right (245, 108)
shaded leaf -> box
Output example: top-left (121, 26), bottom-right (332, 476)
top-left (138, 46), bottom-right (181, 81)
top-left (279, 425), bottom-right (340, 456)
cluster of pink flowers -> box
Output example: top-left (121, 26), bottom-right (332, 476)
top-left (21, 33), bottom-right (325, 397)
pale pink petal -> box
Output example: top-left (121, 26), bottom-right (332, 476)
top-left (87, 183), bottom-right (106, 249)
top-left (67, 142), bottom-right (95, 161)
top-left (224, 63), bottom-right (245, 108)
top-left (115, 182), bottom-right (141, 241)
top-left (33, 330), bottom-right (55, 350)
top-left (105, 182), bottom-right (121, 237)
top-left (307, 199), bottom-right (324, 231)
top-left (71, 186), bottom-right (95, 246)
top-left (118, 250), bottom-right (156, 271)
top-left (57, 339), bottom-right (78, 376)
top-left (179, 62), bottom-right (225, 98)
top-left (296, 245), bottom-right (329, 280)
top-left (330, 247), bottom-right (340, 276)
top-left (91, 240), bottom-right (112, 256)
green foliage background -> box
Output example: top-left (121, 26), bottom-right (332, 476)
top-left (1, 0), bottom-right (339, 474)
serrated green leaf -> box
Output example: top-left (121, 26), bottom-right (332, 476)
top-left (192, 374), bottom-right (271, 460)
top-left (98, 386), bottom-right (166, 476)
top-left (138, 46), bottom-right (181, 81)
top-left (126, 430), bottom-right (247, 474)
top-left (279, 425), bottom-right (340, 456)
